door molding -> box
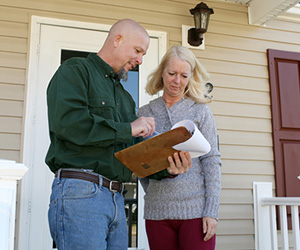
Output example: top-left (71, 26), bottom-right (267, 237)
top-left (19, 16), bottom-right (166, 250)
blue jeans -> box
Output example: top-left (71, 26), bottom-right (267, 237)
top-left (48, 172), bottom-right (128, 250)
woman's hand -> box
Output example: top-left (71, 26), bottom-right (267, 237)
top-left (203, 216), bottom-right (218, 241)
top-left (167, 151), bottom-right (192, 175)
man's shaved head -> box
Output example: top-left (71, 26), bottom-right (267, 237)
top-left (97, 19), bottom-right (150, 74)
top-left (108, 19), bottom-right (149, 40)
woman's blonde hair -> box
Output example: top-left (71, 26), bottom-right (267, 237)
top-left (146, 45), bottom-right (213, 103)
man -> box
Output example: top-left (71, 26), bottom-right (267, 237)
top-left (46, 19), bottom-right (191, 250)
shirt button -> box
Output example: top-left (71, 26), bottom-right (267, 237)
top-left (117, 103), bottom-right (119, 106)
top-left (102, 102), bottom-right (105, 105)
top-left (105, 75), bottom-right (108, 77)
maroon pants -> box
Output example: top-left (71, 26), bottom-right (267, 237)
top-left (145, 218), bottom-right (216, 250)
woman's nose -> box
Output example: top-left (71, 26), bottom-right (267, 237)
top-left (174, 75), bottom-right (180, 83)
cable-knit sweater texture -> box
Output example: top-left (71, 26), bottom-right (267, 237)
top-left (137, 97), bottom-right (222, 220)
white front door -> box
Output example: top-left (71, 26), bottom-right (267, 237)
top-left (19, 16), bottom-right (166, 250)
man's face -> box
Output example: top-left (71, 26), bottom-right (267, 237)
top-left (114, 31), bottom-right (149, 74)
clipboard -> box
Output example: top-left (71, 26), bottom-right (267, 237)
top-left (114, 126), bottom-right (192, 178)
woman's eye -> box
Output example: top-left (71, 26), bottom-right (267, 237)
top-left (168, 72), bottom-right (175, 76)
top-left (182, 75), bottom-right (188, 78)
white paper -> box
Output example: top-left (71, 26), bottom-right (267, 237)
top-left (171, 120), bottom-right (211, 158)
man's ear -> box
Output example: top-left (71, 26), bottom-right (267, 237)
top-left (113, 34), bottom-right (123, 48)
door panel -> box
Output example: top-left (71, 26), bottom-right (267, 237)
top-left (277, 60), bottom-right (300, 128)
top-left (283, 143), bottom-right (300, 197)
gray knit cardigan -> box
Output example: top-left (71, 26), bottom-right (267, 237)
top-left (137, 97), bottom-right (222, 220)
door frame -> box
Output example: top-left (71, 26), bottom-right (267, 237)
top-left (19, 16), bottom-right (166, 250)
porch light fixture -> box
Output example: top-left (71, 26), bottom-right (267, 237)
top-left (188, 2), bottom-right (214, 46)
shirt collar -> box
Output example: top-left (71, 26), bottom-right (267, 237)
top-left (88, 53), bottom-right (116, 79)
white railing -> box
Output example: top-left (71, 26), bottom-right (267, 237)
top-left (253, 182), bottom-right (300, 250)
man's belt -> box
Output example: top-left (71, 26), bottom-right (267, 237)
top-left (55, 169), bottom-right (123, 193)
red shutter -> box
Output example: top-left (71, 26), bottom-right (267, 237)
top-left (267, 49), bottom-right (300, 228)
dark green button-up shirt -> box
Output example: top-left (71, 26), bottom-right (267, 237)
top-left (45, 53), bottom-right (142, 182)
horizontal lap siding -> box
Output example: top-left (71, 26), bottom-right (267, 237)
top-left (0, 117), bottom-right (23, 133)
top-left (221, 159), bottom-right (275, 175)
top-left (191, 3), bottom-right (298, 250)
top-left (1, 0), bottom-right (300, 249)
top-left (0, 3), bottom-right (27, 160)
top-left (161, 2), bottom-right (297, 249)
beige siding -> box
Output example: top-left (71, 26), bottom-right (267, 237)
top-left (1, 0), bottom-right (300, 249)
top-left (221, 189), bottom-right (254, 203)
top-left (0, 117), bottom-right (23, 133)
top-left (217, 235), bottom-right (255, 250)
top-left (215, 116), bottom-right (272, 132)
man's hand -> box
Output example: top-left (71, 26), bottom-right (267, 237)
top-left (131, 116), bottom-right (155, 138)
top-left (203, 216), bottom-right (218, 241)
top-left (167, 151), bottom-right (192, 175)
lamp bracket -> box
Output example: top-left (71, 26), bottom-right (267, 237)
top-left (181, 25), bottom-right (205, 50)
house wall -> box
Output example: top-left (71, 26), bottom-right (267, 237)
top-left (1, 0), bottom-right (300, 249)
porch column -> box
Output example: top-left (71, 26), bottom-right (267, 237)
top-left (0, 160), bottom-right (28, 250)
top-left (253, 182), bottom-right (274, 250)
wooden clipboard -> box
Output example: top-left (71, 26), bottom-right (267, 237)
top-left (114, 127), bottom-right (192, 178)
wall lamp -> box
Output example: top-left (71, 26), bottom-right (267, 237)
top-left (188, 2), bottom-right (214, 46)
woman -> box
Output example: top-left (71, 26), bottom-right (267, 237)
top-left (138, 45), bottom-right (222, 250)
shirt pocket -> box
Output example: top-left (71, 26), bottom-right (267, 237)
top-left (88, 96), bottom-right (116, 119)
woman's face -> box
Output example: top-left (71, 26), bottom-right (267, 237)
top-left (162, 56), bottom-right (192, 99)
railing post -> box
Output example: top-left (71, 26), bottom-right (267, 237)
top-left (0, 160), bottom-right (28, 250)
top-left (253, 182), bottom-right (274, 250)
top-left (280, 205), bottom-right (289, 250)
top-left (292, 205), bottom-right (300, 249)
